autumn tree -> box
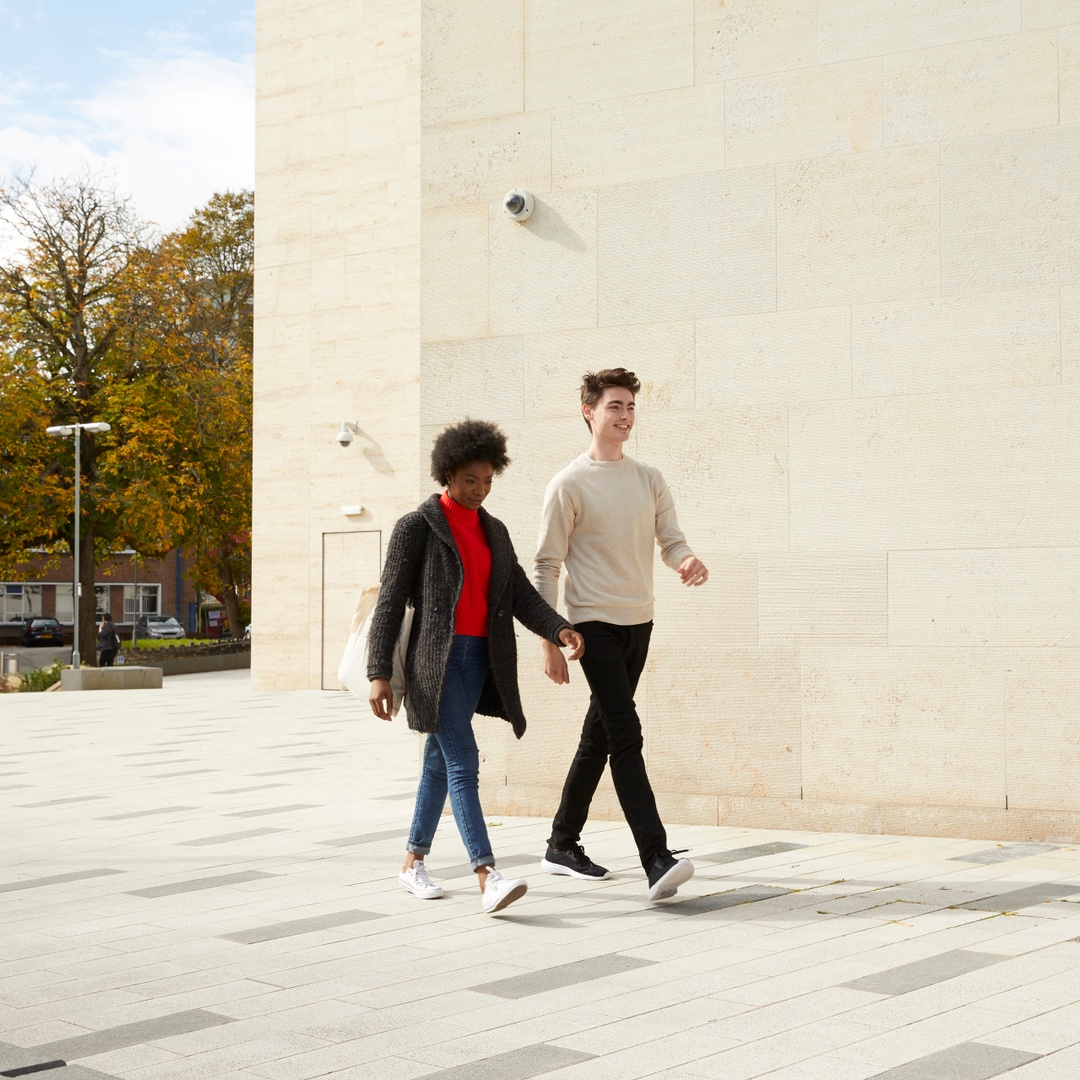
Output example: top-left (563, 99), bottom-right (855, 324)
top-left (101, 191), bottom-right (254, 637)
top-left (0, 172), bottom-right (149, 663)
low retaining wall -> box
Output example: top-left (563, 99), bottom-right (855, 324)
top-left (152, 651), bottom-right (252, 677)
top-left (62, 667), bottom-right (163, 691)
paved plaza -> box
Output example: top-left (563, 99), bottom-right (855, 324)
top-left (3, 671), bottom-right (1080, 1080)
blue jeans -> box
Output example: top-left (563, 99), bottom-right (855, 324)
top-left (407, 636), bottom-right (494, 870)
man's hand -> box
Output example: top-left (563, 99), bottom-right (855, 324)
top-left (677, 555), bottom-right (709, 586)
top-left (369, 678), bottom-right (394, 721)
top-left (558, 627), bottom-right (585, 661)
top-left (542, 639), bottom-right (570, 684)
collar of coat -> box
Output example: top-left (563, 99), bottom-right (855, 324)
top-left (417, 492), bottom-right (511, 601)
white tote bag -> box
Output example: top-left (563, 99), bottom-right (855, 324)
top-left (338, 585), bottom-right (413, 716)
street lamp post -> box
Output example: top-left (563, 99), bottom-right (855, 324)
top-left (46, 421), bottom-right (111, 670)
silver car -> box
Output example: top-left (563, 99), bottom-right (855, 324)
top-left (135, 615), bottom-right (187, 639)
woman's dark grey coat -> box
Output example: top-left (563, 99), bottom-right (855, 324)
top-left (366, 493), bottom-right (571, 739)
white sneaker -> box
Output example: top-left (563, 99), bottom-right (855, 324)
top-left (399, 861), bottom-right (443, 899)
top-left (481, 867), bottom-right (527, 914)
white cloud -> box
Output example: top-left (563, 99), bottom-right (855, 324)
top-left (0, 49), bottom-right (254, 232)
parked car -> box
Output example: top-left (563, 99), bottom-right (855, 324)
top-left (134, 615), bottom-right (187, 639)
top-left (20, 617), bottom-right (65, 647)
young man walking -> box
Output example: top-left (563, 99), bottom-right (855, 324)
top-left (534, 368), bottom-right (708, 901)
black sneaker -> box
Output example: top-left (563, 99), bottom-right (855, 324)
top-left (540, 842), bottom-right (611, 880)
top-left (646, 849), bottom-right (694, 901)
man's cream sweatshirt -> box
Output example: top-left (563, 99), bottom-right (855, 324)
top-left (533, 453), bottom-right (694, 626)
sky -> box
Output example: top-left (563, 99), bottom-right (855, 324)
top-left (0, 0), bottom-right (254, 233)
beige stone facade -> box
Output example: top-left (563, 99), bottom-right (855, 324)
top-left (255, 0), bottom-right (1080, 841)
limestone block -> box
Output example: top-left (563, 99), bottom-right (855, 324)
top-left (695, 0), bottom-right (818, 82)
top-left (759, 555), bottom-right (888, 646)
top-left (818, 0), bottom-right (1021, 64)
top-left (696, 307), bottom-right (851, 408)
top-left (419, 337), bottom-right (525, 426)
top-left (889, 548), bottom-right (1080, 647)
top-left (422, 112), bottom-right (551, 208)
top-left (524, 322), bottom-right (695, 420)
top-left (653, 792), bottom-right (719, 829)
top-left (955, 387), bottom-right (1080, 548)
top-left (488, 191), bottom-right (597, 336)
top-left (776, 147), bottom-right (941, 309)
top-left (322, 531), bottom-right (382, 689)
top-left (652, 551), bottom-right (758, 648)
top-left (801, 647), bottom-right (1007, 809)
top-left (789, 396), bottom-right (956, 551)
top-left (421, 0), bottom-right (523, 125)
top-left (420, 205), bottom-right (488, 341)
top-left (852, 290), bottom-right (1061, 398)
top-left (645, 646), bottom-right (801, 798)
top-left (524, 0), bottom-right (694, 111)
top-left (726, 58), bottom-right (884, 169)
top-left (1062, 25), bottom-right (1080, 124)
top-left (1006, 650), bottom-right (1080, 813)
top-left (941, 126), bottom-right (1080, 292)
top-left (1064, 286), bottom-right (1080, 384)
top-left (884, 31), bottom-right (1059, 145)
top-left (552, 83), bottom-right (723, 190)
top-left (636, 410), bottom-right (789, 553)
top-left (599, 168), bottom-right (776, 325)
top-left (1023, 0), bottom-right (1080, 28)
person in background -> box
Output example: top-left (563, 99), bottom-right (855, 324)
top-left (97, 612), bottom-right (121, 667)
top-left (368, 419), bottom-right (585, 915)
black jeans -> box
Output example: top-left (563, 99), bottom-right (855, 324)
top-left (549, 620), bottom-right (667, 871)
top-left (98, 649), bottom-right (118, 667)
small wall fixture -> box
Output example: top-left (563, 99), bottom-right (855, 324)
top-left (341, 504), bottom-right (365, 517)
top-left (503, 189), bottom-right (535, 222)
top-left (336, 421), bottom-right (358, 447)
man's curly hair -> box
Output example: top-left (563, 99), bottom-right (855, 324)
top-left (430, 419), bottom-right (511, 485)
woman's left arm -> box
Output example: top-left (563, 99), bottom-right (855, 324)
top-left (508, 555), bottom-right (582, 656)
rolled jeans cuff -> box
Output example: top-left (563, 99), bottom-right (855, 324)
top-left (406, 842), bottom-right (432, 857)
top-left (471, 853), bottom-right (495, 871)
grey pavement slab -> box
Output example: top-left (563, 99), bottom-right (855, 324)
top-left (950, 844), bottom-right (1060, 865)
top-left (961, 884), bottom-right (1080, 912)
top-left (868, 1040), bottom-right (1040, 1078)
top-left (218, 908), bottom-right (387, 943)
top-left (842, 950), bottom-right (1004, 996)
top-left (27, 1010), bottom-right (234, 1062)
top-left (414, 1043), bottom-right (594, 1078)
top-left (0, 870), bottom-right (124, 894)
top-left (696, 841), bottom-right (808, 864)
top-left (473, 953), bottom-right (656, 998)
top-left (4, 671), bottom-right (1080, 1080)
top-left (126, 870), bottom-right (276, 897)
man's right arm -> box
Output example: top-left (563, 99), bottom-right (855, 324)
top-left (534, 479), bottom-right (575, 684)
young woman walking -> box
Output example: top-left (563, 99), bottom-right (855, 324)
top-left (367, 419), bottom-right (584, 914)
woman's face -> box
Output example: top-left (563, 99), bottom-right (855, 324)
top-left (445, 459), bottom-right (495, 510)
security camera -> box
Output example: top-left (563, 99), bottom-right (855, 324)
top-left (503, 189), bottom-right (535, 222)
top-left (337, 422), bottom-right (356, 447)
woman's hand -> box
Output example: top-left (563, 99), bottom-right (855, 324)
top-left (369, 678), bottom-right (394, 721)
top-left (559, 628), bottom-right (585, 661)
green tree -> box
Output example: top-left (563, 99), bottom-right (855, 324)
top-left (0, 172), bottom-right (149, 663)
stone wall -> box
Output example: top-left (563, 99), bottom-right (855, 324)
top-left (417, 1), bottom-right (1080, 840)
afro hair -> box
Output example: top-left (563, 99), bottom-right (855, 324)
top-left (430, 418), bottom-right (511, 485)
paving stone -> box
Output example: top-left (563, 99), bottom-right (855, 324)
top-left (0, 871), bottom-right (124, 894)
top-left (696, 841), bottom-right (808, 865)
top-left (219, 910), bottom-right (387, 944)
top-left (176, 829), bottom-right (286, 846)
top-left (473, 954), bottom-right (656, 999)
top-left (961, 885), bottom-right (1080, 912)
top-left (950, 844), bottom-right (1060, 865)
top-left (225, 805), bottom-right (319, 818)
top-left (842, 950), bottom-right (1004, 996)
top-left (867, 1040), bottom-right (1040, 1078)
top-left (97, 808), bottom-right (197, 820)
top-left (315, 829), bottom-right (409, 847)
top-left (126, 871), bottom-right (276, 898)
top-left (412, 1042), bottom-right (593, 1079)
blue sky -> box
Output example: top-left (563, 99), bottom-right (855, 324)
top-left (0, 0), bottom-right (254, 231)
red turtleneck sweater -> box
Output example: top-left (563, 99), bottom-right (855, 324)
top-left (440, 492), bottom-right (491, 636)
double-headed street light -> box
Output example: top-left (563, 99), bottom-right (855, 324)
top-left (46, 421), bottom-right (111, 670)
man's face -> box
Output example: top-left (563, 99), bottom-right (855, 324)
top-left (584, 387), bottom-right (635, 443)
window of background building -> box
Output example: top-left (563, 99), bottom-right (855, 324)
top-left (54, 585), bottom-right (111, 624)
top-left (123, 584), bottom-right (160, 620)
top-left (1, 584), bottom-right (42, 623)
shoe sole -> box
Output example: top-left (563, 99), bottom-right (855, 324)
top-left (485, 881), bottom-right (527, 913)
top-left (540, 857), bottom-right (611, 880)
top-left (399, 879), bottom-right (443, 899)
top-left (647, 859), bottom-right (694, 902)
